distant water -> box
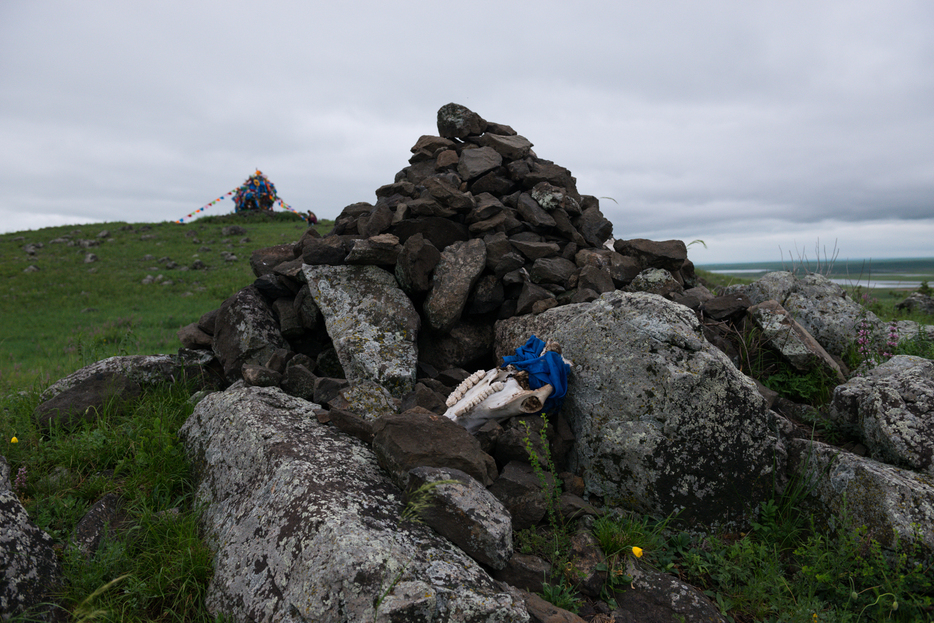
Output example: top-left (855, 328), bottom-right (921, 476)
top-left (697, 257), bottom-right (934, 290)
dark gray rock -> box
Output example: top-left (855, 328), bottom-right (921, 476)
top-left (394, 233), bottom-right (441, 294)
top-left (372, 409), bottom-right (498, 487)
top-left (213, 286), bottom-right (288, 383)
top-left (249, 244), bottom-right (297, 277)
top-left (488, 461), bottom-right (551, 531)
top-left (477, 133), bottom-right (533, 160)
top-left (458, 146), bottom-right (503, 181)
top-left (405, 467), bottom-right (513, 570)
top-left (344, 233), bottom-right (402, 265)
top-left (437, 102), bottom-right (486, 139)
top-left (35, 370), bottom-right (142, 429)
top-left (423, 239), bottom-right (487, 334)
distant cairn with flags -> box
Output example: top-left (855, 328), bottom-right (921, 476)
top-left (176, 170), bottom-right (311, 223)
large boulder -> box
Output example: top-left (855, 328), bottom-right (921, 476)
top-left (495, 291), bottom-right (782, 529)
top-left (423, 238), bottom-right (487, 334)
top-left (747, 299), bottom-right (846, 384)
top-left (0, 456), bottom-right (63, 621)
top-left (303, 264), bottom-right (420, 397)
top-left (180, 386), bottom-right (528, 622)
top-left (787, 438), bottom-right (934, 554)
top-left (830, 355), bottom-right (934, 473)
top-left (783, 273), bottom-right (884, 357)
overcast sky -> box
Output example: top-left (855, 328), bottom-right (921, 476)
top-left (1, 1), bottom-right (932, 264)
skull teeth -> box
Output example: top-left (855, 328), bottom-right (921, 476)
top-left (445, 368), bottom-right (488, 408)
top-left (452, 382), bottom-right (505, 418)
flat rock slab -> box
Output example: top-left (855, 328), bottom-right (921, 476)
top-left (180, 386), bottom-right (527, 622)
top-left (303, 264), bottom-right (419, 397)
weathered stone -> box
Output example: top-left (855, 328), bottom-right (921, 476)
top-left (279, 364), bottom-right (317, 401)
top-left (423, 239), bottom-right (487, 334)
top-left (748, 299), bottom-right (846, 383)
top-left (405, 467), bottom-right (513, 570)
top-left (702, 292), bottom-right (753, 321)
top-left (253, 273), bottom-right (295, 299)
top-left (568, 531), bottom-right (607, 598)
top-left (272, 297), bottom-right (304, 339)
top-left (610, 564), bottom-right (729, 623)
top-left (437, 103), bottom-right (486, 139)
top-left (418, 319), bottom-right (495, 371)
top-left (359, 203), bottom-right (393, 237)
top-left (627, 268), bottom-right (683, 299)
top-left (458, 146), bottom-right (503, 181)
top-left (400, 383), bottom-right (448, 415)
top-left (466, 274), bottom-right (505, 315)
top-left (511, 239), bottom-right (560, 261)
top-left (293, 285), bottom-right (321, 330)
top-left (477, 133), bottom-right (533, 159)
top-left (577, 264), bottom-right (615, 294)
top-left (213, 286), bottom-right (289, 383)
top-left (515, 193), bottom-right (556, 229)
top-left (394, 233), bottom-right (441, 294)
top-left (896, 292), bottom-right (934, 315)
top-left (516, 282), bottom-right (556, 316)
top-left (375, 180), bottom-right (417, 198)
top-left (409, 135), bottom-right (456, 161)
top-left (35, 370), bottom-right (142, 429)
top-left (180, 386), bottom-right (527, 622)
top-left (313, 376), bottom-right (350, 407)
top-left (241, 364), bottom-right (282, 388)
top-left (328, 380), bottom-right (399, 421)
top-left (249, 244), bottom-right (297, 277)
top-left (574, 206), bottom-right (613, 248)
top-left (0, 455), bottom-right (63, 622)
top-left (178, 322), bottom-right (213, 349)
top-left (722, 271), bottom-right (798, 306)
top-left (390, 216), bottom-right (469, 252)
top-left (492, 553), bottom-right (552, 594)
top-left (304, 265), bottom-right (419, 397)
top-left (530, 257), bottom-right (578, 286)
top-left (344, 233), bottom-right (402, 265)
top-left (830, 355), bottom-right (934, 473)
top-left (670, 285), bottom-right (715, 311)
top-left (422, 176), bottom-right (475, 211)
top-left (301, 235), bottom-right (348, 265)
top-left (71, 493), bottom-right (125, 559)
top-left (372, 409), bottom-right (498, 487)
top-left (787, 437), bottom-right (934, 554)
top-left (488, 461), bottom-right (550, 531)
top-left (613, 238), bottom-right (687, 273)
top-left (495, 291), bottom-right (781, 529)
top-left (39, 351), bottom-right (217, 401)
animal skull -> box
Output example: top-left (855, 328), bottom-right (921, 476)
top-left (443, 366), bottom-right (553, 433)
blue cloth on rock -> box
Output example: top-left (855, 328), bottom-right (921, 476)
top-left (501, 335), bottom-right (570, 413)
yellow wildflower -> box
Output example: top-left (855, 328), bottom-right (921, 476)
top-left (10, 437), bottom-right (17, 444)
top-left (632, 546), bottom-right (643, 558)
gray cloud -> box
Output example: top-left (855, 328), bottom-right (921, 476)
top-left (1, 0), bottom-right (932, 263)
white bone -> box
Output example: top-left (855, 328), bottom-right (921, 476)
top-left (443, 367), bottom-right (554, 433)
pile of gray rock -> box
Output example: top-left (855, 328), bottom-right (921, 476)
top-left (7, 104), bottom-right (934, 622)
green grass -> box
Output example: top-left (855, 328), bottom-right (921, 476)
top-left (3, 379), bottom-right (218, 622)
top-left (0, 211), bottom-right (329, 390)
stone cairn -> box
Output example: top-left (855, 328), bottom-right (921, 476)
top-left (179, 102), bottom-right (697, 398)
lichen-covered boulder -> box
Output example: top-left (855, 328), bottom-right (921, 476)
top-left (787, 438), bottom-right (934, 554)
top-left (830, 355), bottom-right (934, 473)
top-left (782, 273), bottom-right (884, 358)
top-left (748, 299), bottom-right (846, 384)
top-left (303, 264), bottom-right (419, 397)
top-left (495, 291), bottom-right (782, 529)
top-left (179, 386), bottom-right (528, 622)
top-left (39, 350), bottom-right (217, 401)
top-left (1, 456), bottom-right (63, 622)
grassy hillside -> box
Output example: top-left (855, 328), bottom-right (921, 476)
top-left (0, 212), bottom-right (329, 391)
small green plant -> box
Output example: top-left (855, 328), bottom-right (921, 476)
top-left (918, 280), bottom-right (933, 297)
top-left (520, 416), bottom-right (562, 531)
top-left (400, 479), bottom-right (455, 523)
top-left (539, 579), bottom-right (582, 613)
